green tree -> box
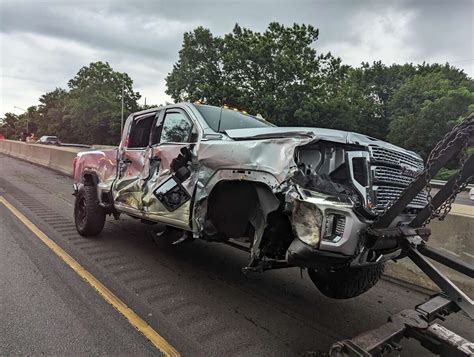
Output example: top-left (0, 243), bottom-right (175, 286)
top-left (166, 27), bottom-right (224, 104)
top-left (34, 88), bottom-right (70, 140)
top-left (13, 106), bottom-right (40, 137)
top-left (220, 23), bottom-right (323, 125)
top-left (0, 112), bottom-right (21, 139)
top-left (67, 61), bottom-right (141, 145)
top-left (388, 74), bottom-right (474, 158)
top-left (347, 62), bottom-right (416, 138)
top-left (329, 62), bottom-right (472, 141)
top-left (166, 23), bottom-right (348, 126)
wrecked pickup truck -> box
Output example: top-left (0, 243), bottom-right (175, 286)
top-left (73, 102), bottom-right (427, 299)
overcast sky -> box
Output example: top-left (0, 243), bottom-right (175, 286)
top-left (0, 0), bottom-right (473, 115)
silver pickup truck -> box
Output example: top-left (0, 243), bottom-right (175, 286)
top-left (73, 102), bottom-right (426, 299)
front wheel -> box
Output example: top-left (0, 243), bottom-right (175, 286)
top-left (74, 185), bottom-right (106, 237)
top-left (308, 262), bottom-right (385, 299)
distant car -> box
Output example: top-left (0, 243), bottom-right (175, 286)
top-left (36, 135), bottom-right (61, 146)
top-left (470, 188), bottom-right (474, 201)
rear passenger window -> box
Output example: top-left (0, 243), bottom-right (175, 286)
top-left (160, 112), bottom-right (192, 143)
top-left (127, 114), bottom-right (155, 148)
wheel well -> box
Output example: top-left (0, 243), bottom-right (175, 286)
top-left (205, 180), bottom-right (280, 240)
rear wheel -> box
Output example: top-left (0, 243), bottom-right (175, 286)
top-left (74, 185), bottom-right (106, 237)
top-left (308, 262), bottom-right (384, 299)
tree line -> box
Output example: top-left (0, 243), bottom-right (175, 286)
top-left (1, 62), bottom-right (141, 145)
top-left (1, 22), bottom-right (473, 160)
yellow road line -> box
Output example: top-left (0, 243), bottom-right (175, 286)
top-left (0, 196), bottom-right (180, 357)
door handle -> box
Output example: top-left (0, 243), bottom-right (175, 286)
top-left (121, 159), bottom-right (132, 164)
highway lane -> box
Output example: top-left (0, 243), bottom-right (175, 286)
top-left (0, 153), bottom-right (473, 356)
top-left (0, 195), bottom-right (158, 355)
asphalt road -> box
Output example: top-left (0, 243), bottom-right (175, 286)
top-left (0, 153), bottom-right (472, 356)
top-left (0, 203), bottom-right (157, 356)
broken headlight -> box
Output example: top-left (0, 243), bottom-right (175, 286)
top-left (292, 200), bottom-right (323, 247)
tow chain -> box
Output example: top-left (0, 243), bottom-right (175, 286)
top-left (423, 117), bottom-right (473, 225)
top-left (372, 116), bottom-right (473, 227)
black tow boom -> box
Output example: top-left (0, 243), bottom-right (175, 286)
top-left (331, 115), bottom-right (474, 356)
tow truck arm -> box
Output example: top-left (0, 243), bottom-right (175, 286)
top-left (331, 295), bottom-right (473, 356)
top-left (331, 115), bottom-right (474, 356)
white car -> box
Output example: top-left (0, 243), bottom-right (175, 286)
top-left (470, 187), bottom-right (474, 200)
top-left (36, 135), bottom-right (61, 145)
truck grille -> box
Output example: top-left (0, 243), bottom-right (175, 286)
top-left (369, 146), bottom-right (427, 213)
top-left (370, 146), bottom-right (424, 171)
top-left (373, 166), bottom-right (415, 186)
top-left (374, 186), bottom-right (427, 213)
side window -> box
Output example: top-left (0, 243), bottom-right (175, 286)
top-left (159, 112), bottom-right (192, 143)
top-left (128, 114), bottom-right (155, 148)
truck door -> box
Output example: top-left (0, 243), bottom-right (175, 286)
top-left (141, 108), bottom-right (199, 230)
top-left (113, 111), bottom-right (159, 214)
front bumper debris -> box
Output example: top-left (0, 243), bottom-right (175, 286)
top-left (286, 238), bottom-right (350, 270)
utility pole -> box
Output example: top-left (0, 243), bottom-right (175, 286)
top-left (121, 83), bottom-right (124, 135)
top-left (14, 106), bottom-right (28, 133)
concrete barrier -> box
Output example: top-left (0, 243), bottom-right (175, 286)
top-left (385, 213), bottom-right (473, 296)
top-left (0, 139), bottom-right (89, 176)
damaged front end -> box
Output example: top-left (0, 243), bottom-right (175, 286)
top-left (284, 140), bottom-right (380, 272)
top-left (194, 131), bottom-right (425, 276)
top-left (285, 137), bottom-right (426, 274)
top-left (192, 130), bottom-right (416, 274)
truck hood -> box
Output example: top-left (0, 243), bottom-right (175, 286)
top-left (224, 127), bottom-right (421, 160)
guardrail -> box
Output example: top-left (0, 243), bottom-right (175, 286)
top-left (430, 179), bottom-right (473, 191)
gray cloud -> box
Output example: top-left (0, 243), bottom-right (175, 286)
top-left (0, 1), bottom-right (195, 60)
top-left (0, 0), bottom-right (472, 115)
top-left (401, 0), bottom-right (473, 63)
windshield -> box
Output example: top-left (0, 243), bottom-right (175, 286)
top-left (193, 104), bottom-right (273, 133)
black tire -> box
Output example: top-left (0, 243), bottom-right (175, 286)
top-left (74, 185), bottom-right (106, 237)
top-left (308, 262), bottom-right (385, 299)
